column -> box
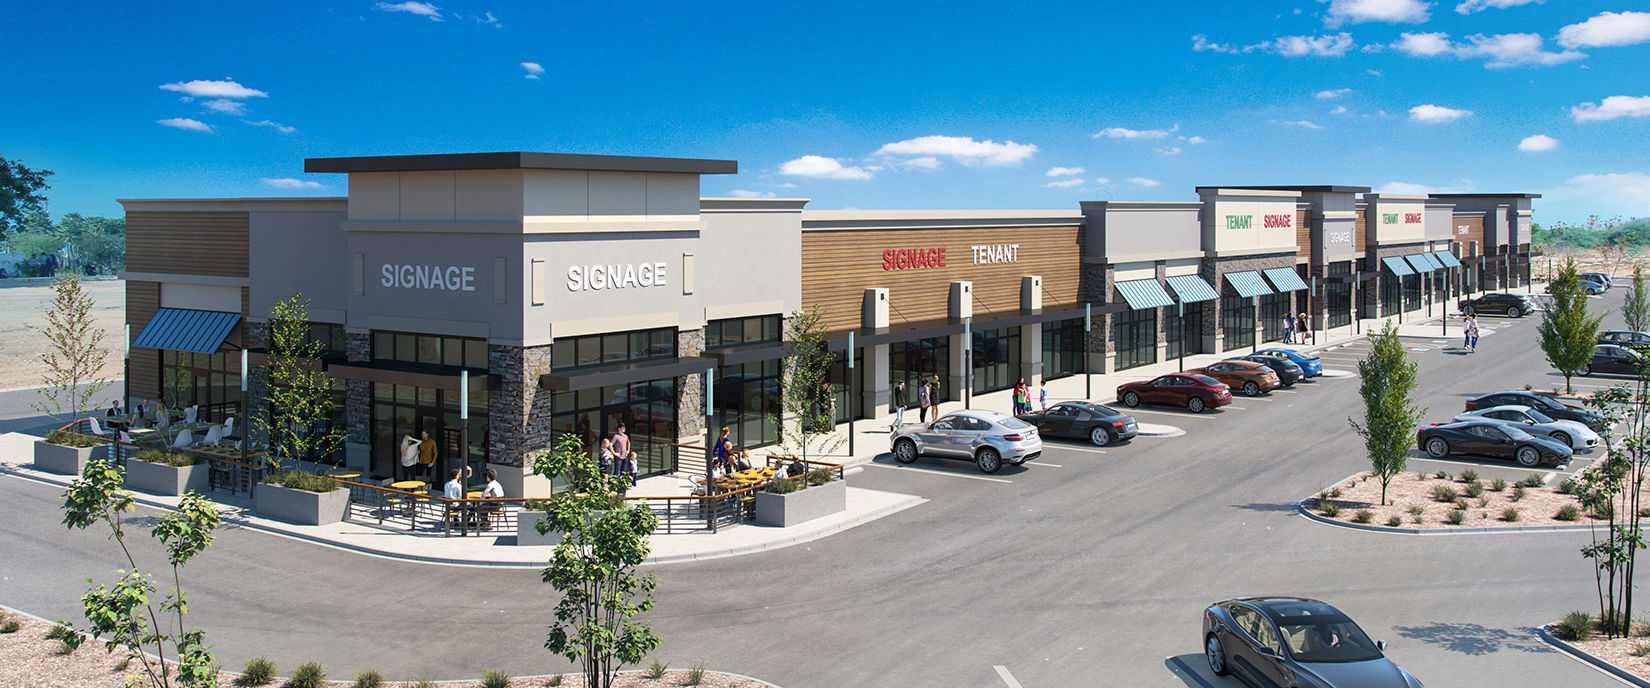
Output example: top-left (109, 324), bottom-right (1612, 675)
top-left (948, 281), bottom-right (972, 405)
top-left (862, 288), bottom-right (890, 417)
top-left (1020, 276), bottom-right (1043, 386)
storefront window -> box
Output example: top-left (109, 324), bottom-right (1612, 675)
top-left (706, 315), bottom-right (781, 349)
top-left (373, 331), bottom-right (488, 370)
top-left (1326, 264), bottom-right (1352, 330)
top-left (1042, 318), bottom-right (1086, 381)
top-left (551, 381), bottom-right (677, 477)
top-left (550, 327), bottom-right (676, 370)
top-left (370, 382), bottom-right (487, 479)
top-left (712, 360), bottom-right (782, 450)
top-left (1259, 292), bottom-right (1292, 343)
top-left (1113, 308), bottom-right (1157, 371)
top-left (1165, 303), bottom-right (1203, 360)
top-left (1221, 295), bottom-right (1254, 352)
top-left (890, 338), bottom-right (950, 408)
top-left (827, 350), bottom-right (869, 423)
top-left (971, 327), bottom-right (1021, 394)
top-left (1380, 275), bottom-right (1402, 317)
top-left (1403, 274), bottom-right (1422, 312)
top-left (159, 350), bottom-right (242, 424)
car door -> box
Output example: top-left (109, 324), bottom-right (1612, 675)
top-left (955, 416), bottom-right (989, 455)
top-left (1041, 404), bottom-right (1076, 438)
top-left (920, 416), bottom-right (960, 457)
top-left (1147, 377), bottom-right (1175, 405)
top-left (1475, 425), bottom-right (1516, 458)
top-left (1225, 605), bottom-right (1286, 688)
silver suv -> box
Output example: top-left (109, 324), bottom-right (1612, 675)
top-left (891, 409), bottom-right (1042, 473)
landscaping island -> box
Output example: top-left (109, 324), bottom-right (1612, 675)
top-left (1306, 470), bottom-right (1592, 530)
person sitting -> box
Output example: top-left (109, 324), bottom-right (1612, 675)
top-left (478, 468), bottom-right (504, 530)
top-left (710, 462), bottom-right (726, 481)
top-left (733, 450), bottom-right (753, 472)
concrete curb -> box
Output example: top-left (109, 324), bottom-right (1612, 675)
top-left (1535, 624), bottom-right (1650, 688)
top-left (644, 491), bottom-right (927, 565)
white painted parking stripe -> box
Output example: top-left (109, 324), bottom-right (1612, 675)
top-left (994, 666), bottom-right (1025, 688)
top-left (1021, 461), bottom-right (1065, 468)
top-left (1125, 407), bottom-right (1216, 419)
top-left (863, 463), bottom-right (1013, 483)
top-left (1048, 445), bottom-right (1108, 454)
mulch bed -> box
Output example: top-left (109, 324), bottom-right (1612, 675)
top-left (1306, 470), bottom-right (1591, 529)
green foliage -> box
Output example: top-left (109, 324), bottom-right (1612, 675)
top-left (1522, 474), bottom-right (1547, 488)
top-left (646, 658), bottom-right (669, 679)
top-left (1446, 509), bottom-right (1466, 525)
top-left (0, 156), bottom-right (53, 239)
top-left (1628, 266), bottom-right (1650, 334)
top-left (1386, 516), bottom-right (1403, 527)
top-left (1555, 611), bottom-right (1595, 640)
top-left (271, 471), bottom-right (339, 493)
top-left (411, 680), bottom-right (435, 688)
top-left (350, 670), bottom-right (383, 688)
top-left (0, 619), bottom-right (18, 634)
top-left (1491, 478), bottom-right (1508, 492)
top-left (1318, 501), bottom-right (1341, 517)
top-left (686, 660), bottom-right (707, 686)
top-left (253, 294), bottom-right (344, 473)
top-left (1559, 478), bottom-right (1579, 494)
top-left (238, 658), bottom-right (277, 687)
top-left (1434, 470), bottom-right (1450, 480)
top-left (46, 623), bottom-right (72, 639)
top-left (1512, 485), bottom-right (1527, 502)
top-left (1540, 257), bottom-right (1608, 394)
top-left (479, 669), bottom-right (512, 688)
top-left (1350, 323), bottom-right (1426, 507)
top-left (807, 467), bottom-right (835, 486)
top-left (138, 449), bottom-right (200, 467)
top-left (1464, 481), bottom-right (1485, 498)
top-left (1533, 217), bottom-right (1650, 250)
top-left (286, 661), bottom-right (326, 688)
top-left (1557, 505), bottom-right (1582, 521)
top-left (775, 305), bottom-right (846, 464)
top-left (1502, 507), bottom-right (1521, 522)
top-left (546, 675), bottom-right (563, 687)
top-left (1431, 485), bottom-right (1459, 502)
top-left (46, 428), bottom-right (100, 447)
top-left (30, 276), bottom-right (111, 423)
top-left (1460, 468), bottom-right (1480, 483)
top-left (765, 476), bottom-right (803, 494)
top-left (1354, 509), bottom-right (1373, 523)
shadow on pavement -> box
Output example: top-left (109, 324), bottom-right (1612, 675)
top-left (1229, 502), bottom-right (1299, 513)
top-left (1164, 654), bottom-right (1226, 688)
top-left (866, 453), bottom-right (1031, 477)
top-left (1390, 622), bottom-right (1552, 656)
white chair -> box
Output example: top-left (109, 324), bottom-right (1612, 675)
top-left (157, 413), bottom-right (170, 430)
top-left (184, 406), bottom-right (198, 424)
top-left (87, 417), bottom-right (107, 437)
top-left (221, 417), bottom-right (235, 438)
top-left (171, 429), bottom-right (194, 449)
top-left (119, 431), bottom-right (132, 444)
top-left (201, 424), bottom-right (223, 446)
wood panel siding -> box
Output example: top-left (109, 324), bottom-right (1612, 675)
top-left (127, 281), bottom-right (160, 403)
top-left (1296, 209), bottom-right (1311, 259)
top-left (126, 211), bottom-right (250, 277)
top-left (1453, 214), bottom-right (1485, 250)
top-left (1355, 210), bottom-right (1367, 253)
top-left (800, 226), bottom-right (1082, 332)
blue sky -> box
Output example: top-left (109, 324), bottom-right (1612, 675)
top-left (4, 0), bottom-right (1648, 225)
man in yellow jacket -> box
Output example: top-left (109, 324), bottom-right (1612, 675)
top-left (418, 430), bottom-right (438, 479)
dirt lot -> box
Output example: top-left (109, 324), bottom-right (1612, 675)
top-left (0, 279), bottom-right (124, 392)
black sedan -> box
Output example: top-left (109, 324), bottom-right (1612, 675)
top-left (1598, 330), bottom-right (1650, 351)
top-left (1581, 344), bottom-right (1646, 376)
top-left (1417, 420), bottom-right (1572, 467)
top-left (1459, 292), bottom-right (1539, 318)
top-left (1203, 597), bottom-right (1423, 688)
top-left (1233, 353), bottom-right (1305, 386)
top-left (1017, 401), bottom-right (1138, 446)
top-left (1464, 390), bottom-right (1607, 430)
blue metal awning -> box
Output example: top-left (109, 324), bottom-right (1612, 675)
top-left (1381, 256), bottom-right (1416, 277)
top-left (1420, 253), bottom-right (1445, 270)
top-left (1164, 275), bottom-right (1220, 303)
top-left (1404, 254), bottom-right (1436, 273)
top-left (1433, 250), bottom-right (1462, 268)
top-left (1114, 279), bottom-right (1175, 310)
top-left (131, 308), bottom-right (241, 354)
top-left (1262, 267), bottom-right (1309, 293)
top-left (1223, 271), bottom-right (1274, 298)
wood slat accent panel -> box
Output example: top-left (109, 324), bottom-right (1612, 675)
top-left (1453, 215), bottom-right (1485, 248)
top-left (1296, 210), bottom-right (1311, 259)
top-left (125, 211), bottom-right (250, 277)
top-left (1355, 209), bottom-right (1367, 253)
top-left (800, 226), bottom-right (1082, 333)
top-left (127, 281), bottom-right (160, 403)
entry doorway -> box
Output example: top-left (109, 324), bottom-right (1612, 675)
top-left (370, 383), bottom-right (488, 483)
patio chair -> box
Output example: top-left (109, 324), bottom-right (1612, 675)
top-left (220, 416), bottom-right (235, 439)
top-left (201, 424), bottom-right (223, 446)
top-left (184, 406), bottom-right (198, 424)
top-left (86, 417), bottom-right (108, 437)
top-left (170, 429), bottom-right (194, 449)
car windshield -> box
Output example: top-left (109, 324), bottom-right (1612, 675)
top-left (1192, 374), bottom-right (1222, 386)
top-left (1526, 409), bottom-right (1556, 424)
top-left (1278, 616), bottom-right (1383, 663)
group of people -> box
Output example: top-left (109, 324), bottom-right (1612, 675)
top-left (397, 430), bottom-right (440, 480)
top-left (1462, 314), bottom-right (1480, 352)
top-left (597, 422), bottom-right (643, 487)
top-left (442, 465), bottom-right (505, 530)
top-left (1283, 312), bottom-right (1313, 344)
top-left (889, 376), bottom-right (945, 430)
top-left (711, 426), bottom-right (755, 479)
top-left (1010, 379), bottom-right (1047, 416)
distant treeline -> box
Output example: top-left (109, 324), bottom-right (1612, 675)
top-left (1534, 217), bottom-right (1650, 250)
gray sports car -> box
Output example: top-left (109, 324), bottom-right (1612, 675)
top-left (1203, 597), bottom-right (1423, 688)
top-left (890, 409), bottom-right (1041, 473)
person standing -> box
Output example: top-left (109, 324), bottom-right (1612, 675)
top-left (417, 429), bottom-right (438, 480)
top-left (610, 423), bottom-right (630, 475)
top-left (619, 450), bottom-right (640, 487)
top-left (714, 426), bottom-right (733, 468)
top-left (919, 378), bottom-right (932, 423)
top-left (1283, 313), bottom-right (1296, 344)
top-left (598, 437), bottom-right (615, 474)
top-left (1467, 314), bottom-right (1480, 352)
top-left (1462, 314), bottom-right (1473, 350)
top-left (398, 434), bottom-right (421, 482)
top-left (1298, 313), bottom-right (1310, 344)
top-left (1013, 379), bottom-right (1029, 415)
top-left (891, 380), bottom-right (907, 430)
top-left (1039, 380), bottom-right (1048, 411)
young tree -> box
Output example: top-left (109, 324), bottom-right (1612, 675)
top-left (1625, 265), bottom-right (1650, 334)
top-left (774, 305), bottom-right (845, 465)
top-left (252, 294), bottom-right (343, 472)
top-left (0, 155), bottom-right (52, 240)
top-left (31, 275), bottom-right (111, 423)
top-left (1348, 322), bottom-right (1425, 506)
top-left (59, 458), bottom-right (221, 687)
top-left (1540, 258), bottom-right (1607, 394)
top-left (532, 434), bottom-right (660, 688)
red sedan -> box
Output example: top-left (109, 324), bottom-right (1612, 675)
top-left (1116, 373), bottom-right (1233, 414)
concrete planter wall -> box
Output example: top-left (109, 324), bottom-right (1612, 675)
top-left (755, 479), bottom-right (846, 527)
top-left (33, 440), bottom-right (106, 476)
top-left (125, 460), bottom-right (209, 496)
top-left (516, 512), bottom-right (561, 546)
top-left (254, 483), bottom-right (350, 526)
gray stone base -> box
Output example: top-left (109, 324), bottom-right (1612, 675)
top-left (254, 483), bottom-right (350, 526)
top-left (755, 479), bottom-right (847, 527)
top-left (33, 440), bottom-right (105, 476)
top-left (125, 460), bottom-right (209, 496)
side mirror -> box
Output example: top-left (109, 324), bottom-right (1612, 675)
top-left (1376, 639), bottom-right (1387, 651)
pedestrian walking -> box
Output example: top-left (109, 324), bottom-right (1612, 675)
top-left (1462, 314), bottom-right (1472, 350)
top-left (891, 380), bottom-right (907, 430)
top-left (1283, 313), bottom-right (1296, 344)
top-left (1467, 315), bottom-right (1480, 352)
top-left (1298, 313), bottom-right (1310, 344)
top-left (1039, 380), bottom-right (1049, 411)
top-left (919, 378), bottom-right (932, 423)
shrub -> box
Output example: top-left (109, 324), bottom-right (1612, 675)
top-left (547, 675), bottom-right (564, 687)
top-left (411, 680), bottom-right (436, 688)
top-left (1435, 470), bottom-right (1450, 480)
top-left (1464, 481), bottom-right (1485, 498)
top-left (1558, 478), bottom-right (1578, 494)
top-left (287, 661), bottom-right (326, 688)
top-left (239, 657), bottom-right (277, 686)
top-left (1416, 471), bottom-right (1429, 481)
top-left (1522, 474), bottom-right (1546, 488)
top-left (56, 639), bottom-right (77, 655)
top-left (807, 467), bottom-right (835, 486)
top-left (0, 619), bottom-right (18, 634)
top-left (647, 658), bottom-right (670, 679)
top-left (1446, 509), bottom-right (1466, 525)
top-left (1593, 503), bottom-right (1617, 520)
top-left (1491, 478), bottom-right (1508, 492)
top-left (1512, 485), bottom-right (1527, 502)
top-left (480, 669), bottom-right (512, 688)
top-left (1460, 468), bottom-right (1480, 483)
top-left (272, 471), bottom-right (338, 493)
top-left (765, 477), bottom-right (803, 494)
top-left (1454, 498), bottom-right (1470, 511)
top-left (1329, 487), bottom-right (1343, 498)
top-left (1554, 611), bottom-right (1595, 640)
top-left (1556, 505), bottom-right (1581, 521)
top-left (1387, 516), bottom-right (1403, 527)
top-left (1641, 507), bottom-right (1650, 519)
top-left (1408, 505), bottom-right (1425, 516)
top-left (1431, 485), bottom-right (1459, 502)
top-left (46, 429), bottom-right (100, 448)
top-left (45, 624), bottom-right (72, 640)
top-left (686, 660), bottom-right (707, 686)
top-left (352, 671), bottom-right (384, 688)
top-left (1634, 643), bottom-right (1650, 658)
top-left (1319, 501), bottom-right (1341, 517)
top-left (1477, 496), bottom-right (1489, 508)
top-left (1354, 509), bottom-right (1374, 523)
top-left (1502, 507), bottom-right (1521, 522)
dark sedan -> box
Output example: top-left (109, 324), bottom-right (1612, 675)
top-left (1598, 330), bottom-right (1650, 351)
top-left (1465, 390), bottom-right (1607, 430)
top-left (1203, 597), bottom-right (1423, 688)
top-left (1117, 373), bottom-right (1232, 413)
top-left (1459, 292), bottom-right (1539, 318)
top-left (1581, 344), bottom-right (1647, 377)
top-left (1417, 420), bottom-right (1573, 467)
top-left (1018, 401), bottom-right (1138, 446)
top-left (1234, 353), bottom-right (1305, 386)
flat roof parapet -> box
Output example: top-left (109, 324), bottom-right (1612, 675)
top-left (1201, 185), bottom-right (1372, 194)
top-left (304, 151), bottom-right (738, 175)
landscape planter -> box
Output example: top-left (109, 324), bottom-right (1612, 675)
top-left (754, 479), bottom-right (846, 527)
top-left (32, 440), bottom-right (106, 476)
top-left (124, 460), bottom-right (209, 496)
top-left (514, 510), bottom-right (608, 546)
top-left (253, 483), bottom-right (350, 526)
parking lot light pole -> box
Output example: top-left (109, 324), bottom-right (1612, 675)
top-left (1178, 300), bottom-right (1186, 372)
top-left (847, 331), bottom-right (854, 457)
top-left (1084, 304), bottom-right (1092, 400)
top-left (703, 365), bottom-right (715, 533)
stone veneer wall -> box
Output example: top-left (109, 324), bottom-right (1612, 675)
top-left (344, 331), bottom-right (371, 445)
top-left (1205, 252), bottom-right (1297, 348)
top-left (1078, 262), bottom-right (1112, 372)
top-left (488, 344), bottom-right (553, 468)
top-left (676, 329), bottom-right (706, 439)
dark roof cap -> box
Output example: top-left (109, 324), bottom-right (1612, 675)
top-left (1430, 193), bottom-right (1541, 199)
top-left (1200, 185), bottom-right (1372, 194)
top-left (305, 151), bottom-right (737, 175)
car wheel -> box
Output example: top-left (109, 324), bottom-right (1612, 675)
top-left (893, 439), bottom-right (919, 464)
top-left (1090, 426), bottom-right (1111, 447)
top-left (1508, 305), bottom-right (1522, 318)
top-left (1206, 634), bottom-right (1230, 677)
top-left (1551, 431), bottom-right (1572, 449)
top-left (1516, 446), bottom-right (1541, 467)
top-left (1123, 391), bottom-right (1140, 408)
top-left (1188, 396), bottom-right (1206, 413)
top-left (1579, 365), bottom-right (1592, 377)
top-left (1426, 437), bottom-right (1450, 458)
top-left (1243, 381), bottom-right (1259, 397)
top-left (976, 447), bottom-right (1002, 474)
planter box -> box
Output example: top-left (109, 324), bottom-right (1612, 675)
top-left (754, 478), bottom-right (846, 527)
top-left (125, 460), bottom-right (209, 496)
top-left (33, 440), bottom-right (106, 476)
top-left (516, 512), bottom-right (562, 546)
top-left (253, 483), bottom-right (350, 526)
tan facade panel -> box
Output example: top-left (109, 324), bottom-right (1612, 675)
top-left (1453, 214), bottom-right (1485, 248)
top-left (127, 281), bottom-right (160, 403)
top-left (800, 226), bottom-right (1082, 332)
top-left (1296, 209), bottom-right (1311, 259)
top-left (126, 211), bottom-right (250, 277)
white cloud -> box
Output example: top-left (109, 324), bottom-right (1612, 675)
top-left (375, 1), bottom-right (442, 20)
top-left (780, 183), bottom-right (797, 189)
top-left (1324, 0), bottom-right (1431, 27)
top-left (201, 98), bottom-right (246, 115)
top-left (1156, 146), bottom-right (1183, 155)
top-left (475, 11), bottom-right (501, 26)
top-left (1191, 35), bottom-right (1239, 53)
top-left (1129, 177), bottom-right (1162, 187)
top-left (1094, 177), bottom-right (1111, 185)
top-left (159, 79), bottom-right (268, 99)
top-left (1045, 178), bottom-right (1086, 189)
top-left (1572, 95), bottom-right (1650, 122)
top-left (1409, 104), bottom-right (1473, 122)
top-left (902, 156), bottom-right (941, 169)
top-left (157, 118), bottom-right (213, 133)
top-left (1392, 32), bottom-right (1583, 67)
top-left (1184, 136), bottom-right (1206, 144)
top-left (1367, 68), bottom-right (1383, 76)
top-left (1046, 166), bottom-right (1085, 177)
top-left (872, 135), bottom-right (1037, 166)
top-left (725, 189), bottom-right (776, 198)
top-left (1192, 33), bottom-right (1355, 57)
top-left (1543, 172), bottom-right (1650, 222)
top-left (1094, 125), bottom-right (1177, 140)
top-left (1282, 120), bottom-right (1323, 129)
top-left (778, 155), bottom-right (873, 180)
top-left (1518, 134), bottom-right (1559, 152)
top-left (1316, 88), bottom-right (1354, 99)
top-left (262, 178), bottom-right (324, 190)
top-left (1559, 12), bottom-right (1650, 49)
top-left (521, 62), bottom-right (544, 79)
top-left (1393, 32), bottom-right (1454, 56)
top-left (246, 119), bottom-right (296, 134)
top-left (1330, 105), bottom-right (1350, 115)
top-left (1455, 0), bottom-right (1540, 14)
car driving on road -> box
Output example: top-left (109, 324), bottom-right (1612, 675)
top-left (1459, 292), bottom-right (1540, 318)
top-left (1465, 390), bottom-right (1607, 430)
top-left (1255, 347), bottom-right (1325, 378)
top-left (1203, 597), bottom-right (1424, 688)
top-left (1187, 359), bottom-right (1281, 397)
top-left (1417, 420), bottom-right (1573, 467)
top-left (1452, 405), bottom-right (1601, 451)
top-left (890, 409), bottom-right (1041, 473)
top-left (1117, 373), bottom-right (1232, 413)
top-left (1017, 401), bottom-right (1138, 446)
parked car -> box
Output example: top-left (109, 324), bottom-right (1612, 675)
top-left (1465, 390), bottom-right (1607, 430)
top-left (1255, 348), bottom-right (1325, 378)
top-left (1550, 275), bottom-right (1608, 295)
top-left (890, 409), bottom-right (1041, 473)
top-left (1581, 272), bottom-right (1613, 290)
top-left (1417, 420), bottom-right (1573, 467)
top-left (1598, 330), bottom-right (1650, 351)
top-left (1203, 597), bottom-right (1423, 688)
top-left (1187, 360), bottom-right (1281, 397)
top-left (1582, 344), bottom-right (1646, 376)
top-left (1452, 405), bottom-right (1601, 451)
top-left (1017, 401), bottom-right (1138, 446)
top-left (1459, 292), bottom-right (1540, 318)
top-left (1117, 373), bottom-right (1232, 413)
top-left (1233, 352), bottom-right (1305, 386)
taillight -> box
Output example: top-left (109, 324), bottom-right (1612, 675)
top-left (1465, 401), bottom-right (1475, 411)
top-left (1002, 434), bottom-right (1024, 441)
top-left (1112, 420), bottom-right (1127, 427)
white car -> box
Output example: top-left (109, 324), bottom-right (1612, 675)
top-left (1453, 405), bottom-right (1601, 451)
top-left (890, 409), bottom-right (1041, 473)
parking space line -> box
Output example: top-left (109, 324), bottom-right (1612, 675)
top-left (1124, 408), bottom-right (1216, 419)
top-left (994, 665), bottom-right (1025, 688)
top-left (863, 463), bottom-right (1013, 483)
top-left (1047, 445), bottom-right (1108, 454)
top-left (1022, 461), bottom-right (1065, 468)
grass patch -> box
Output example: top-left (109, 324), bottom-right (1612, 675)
top-left (267, 471), bottom-right (339, 493)
top-left (1446, 509), bottom-right (1466, 525)
top-left (238, 657), bottom-right (277, 686)
top-left (287, 661), bottom-right (326, 688)
top-left (1459, 468), bottom-right (1480, 483)
top-left (1386, 516), bottom-right (1403, 527)
top-left (1354, 509), bottom-right (1373, 523)
top-left (1464, 481), bottom-right (1485, 498)
top-left (1491, 478), bottom-right (1507, 492)
top-left (646, 658), bottom-right (670, 679)
top-left (352, 670), bottom-right (384, 688)
top-left (1318, 501), bottom-right (1341, 517)
top-left (136, 448), bottom-right (200, 467)
top-left (46, 429), bottom-right (100, 448)
top-left (480, 669), bottom-right (512, 688)
top-left (1511, 485), bottom-right (1527, 502)
top-left (1558, 478), bottom-right (1578, 494)
top-left (1502, 507), bottom-right (1521, 522)
top-left (1554, 611), bottom-right (1595, 641)
top-left (1431, 485), bottom-right (1459, 502)
top-left (1435, 470), bottom-right (1451, 480)
top-left (1521, 474), bottom-right (1546, 488)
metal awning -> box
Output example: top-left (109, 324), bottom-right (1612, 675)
top-left (1223, 271), bottom-right (1274, 298)
top-left (1115, 279), bottom-right (1174, 310)
top-left (540, 356), bottom-right (715, 392)
top-left (1432, 250), bottom-right (1462, 268)
top-left (1164, 275), bottom-right (1220, 303)
top-left (1262, 267), bottom-right (1309, 293)
top-left (131, 308), bottom-right (241, 354)
top-left (326, 359), bottom-right (490, 392)
top-left (1404, 253), bottom-right (1438, 272)
top-left (1381, 256), bottom-right (1416, 277)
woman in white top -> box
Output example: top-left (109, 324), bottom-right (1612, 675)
top-left (479, 468), bottom-right (505, 530)
top-left (399, 436), bottom-right (421, 482)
